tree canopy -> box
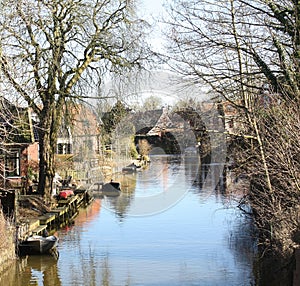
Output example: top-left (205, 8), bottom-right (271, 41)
top-left (0, 0), bottom-right (150, 198)
top-left (166, 0), bottom-right (300, 101)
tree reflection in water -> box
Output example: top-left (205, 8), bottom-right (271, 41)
top-left (6, 155), bottom-right (260, 285)
top-left (7, 255), bottom-right (61, 286)
top-left (70, 250), bottom-right (131, 286)
top-left (9, 252), bottom-right (123, 286)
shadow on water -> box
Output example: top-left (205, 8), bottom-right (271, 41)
top-left (194, 161), bottom-right (298, 286)
top-left (222, 200), bottom-right (297, 285)
top-left (225, 213), bottom-right (257, 286)
top-left (253, 249), bottom-right (296, 286)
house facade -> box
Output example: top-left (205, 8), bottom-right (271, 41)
top-left (56, 104), bottom-right (101, 157)
top-left (0, 100), bottom-right (39, 191)
top-left (55, 104), bottom-right (102, 179)
top-left (0, 99), bottom-right (103, 190)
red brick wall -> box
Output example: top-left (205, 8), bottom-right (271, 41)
top-left (27, 142), bottom-right (39, 163)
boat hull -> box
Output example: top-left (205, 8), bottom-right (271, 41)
top-left (102, 182), bottom-right (121, 197)
top-left (18, 235), bottom-right (59, 256)
top-left (122, 163), bottom-right (141, 173)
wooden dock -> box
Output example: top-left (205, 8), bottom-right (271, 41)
top-left (17, 189), bottom-right (92, 240)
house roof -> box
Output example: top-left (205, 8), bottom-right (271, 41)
top-left (57, 103), bottom-right (101, 140)
top-left (0, 98), bottom-right (35, 145)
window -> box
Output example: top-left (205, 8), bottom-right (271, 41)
top-left (57, 143), bottom-right (72, 154)
top-left (5, 150), bottom-right (20, 177)
top-left (57, 143), bottom-right (64, 154)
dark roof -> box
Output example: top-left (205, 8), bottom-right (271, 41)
top-left (0, 98), bottom-right (35, 144)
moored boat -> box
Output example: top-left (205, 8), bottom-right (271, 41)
top-left (102, 181), bottom-right (121, 197)
top-left (18, 235), bottom-right (59, 256)
top-left (122, 163), bottom-right (138, 173)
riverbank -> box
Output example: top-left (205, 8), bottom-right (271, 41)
top-left (0, 188), bottom-right (93, 272)
top-left (226, 173), bottom-right (300, 285)
top-left (0, 159), bottom-right (143, 264)
top-left (0, 211), bottom-right (15, 272)
top-left (16, 189), bottom-right (93, 241)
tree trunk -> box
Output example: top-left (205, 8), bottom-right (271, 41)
top-left (37, 129), bottom-right (54, 200)
top-left (37, 104), bottom-right (59, 202)
top-left (38, 105), bottom-right (56, 200)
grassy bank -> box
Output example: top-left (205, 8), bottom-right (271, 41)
top-left (0, 211), bottom-right (15, 270)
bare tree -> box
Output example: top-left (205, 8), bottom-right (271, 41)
top-left (166, 0), bottom-right (300, 98)
top-left (0, 0), bottom-right (150, 199)
top-left (142, 95), bottom-right (163, 111)
top-left (165, 0), bottom-right (300, 257)
top-left (0, 98), bottom-right (15, 187)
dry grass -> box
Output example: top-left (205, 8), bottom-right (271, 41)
top-left (18, 196), bottom-right (52, 221)
top-left (0, 210), bottom-right (14, 252)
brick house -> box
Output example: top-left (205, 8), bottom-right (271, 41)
top-left (55, 104), bottom-right (102, 179)
top-left (1, 98), bottom-right (103, 191)
top-left (0, 99), bottom-right (39, 191)
top-left (57, 104), bottom-right (101, 157)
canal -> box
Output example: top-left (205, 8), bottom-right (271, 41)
top-left (4, 155), bottom-right (256, 286)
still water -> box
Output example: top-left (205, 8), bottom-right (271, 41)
top-left (5, 155), bottom-right (256, 286)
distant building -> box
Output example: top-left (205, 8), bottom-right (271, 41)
top-left (221, 101), bottom-right (239, 135)
top-left (147, 107), bottom-right (174, 137)
top-left (56, 104), bottom-right (101, 158)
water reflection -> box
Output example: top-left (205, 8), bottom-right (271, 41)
top-left (103, 154), bottom-right (201, 217)
top-left (7, 155), bottom-right (257, 286)
top-left (2, 255), bottom-right (61, 286)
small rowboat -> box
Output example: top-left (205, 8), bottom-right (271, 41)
top-left (102, 181), bottom-right (121, 197)
top-left (18, 235), bottom-right (59, 256)
top-left (122, 163), bottom-right (138, 173)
